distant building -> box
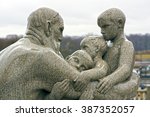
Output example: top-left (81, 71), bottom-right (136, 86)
top-left (135, 50), bottom-right (150, 61)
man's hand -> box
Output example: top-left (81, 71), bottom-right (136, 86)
top-left (50, 79), bottom-right (70, 99)
top-left (96, 77), bottom-right (114, 94)
top-left (74, 77), bottom-right (90, 92)
top-left (80, 90), bottom-right (94, 100)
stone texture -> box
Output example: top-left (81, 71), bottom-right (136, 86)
top-left (93, 8), bottom-right (139, 99)
top-left (49, 36), bottom-right (110, 100)
top-left (0, 7), bottom-right (80, 99)
top-left (0, 7), bottom-right (139, 100)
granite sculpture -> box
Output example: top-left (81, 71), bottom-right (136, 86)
top-left (49, 49), bottom-right (94, 99)
top-left (0, 7), bottom-right (139, 100)
top-left (51, 36), bottom-right (109, 100)
top-left (0, 7), bottom-right (81, 99)
top-left (93, 8), bottom-right (139, 99)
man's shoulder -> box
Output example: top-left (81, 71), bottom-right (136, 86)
top-left (8, 38), bottom-right (55, 54)
top-left (0, 37), bottom-right (62, 62)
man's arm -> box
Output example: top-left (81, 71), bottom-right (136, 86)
top-left (39, 50), bottom-right (80, 82)
top-left (33, 50), bottom-right (81, 94)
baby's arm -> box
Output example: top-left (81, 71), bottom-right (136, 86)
top-left (80, 60), bottom-right (109, 81)
top-left (74, 60), bottom-right (108, 92)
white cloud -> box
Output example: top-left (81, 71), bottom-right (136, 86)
top-left (0, 24), bottom-right (25, 37)
top-left (0, 0), bottom-right (149, 37)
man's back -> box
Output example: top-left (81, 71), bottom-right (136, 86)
top-left (0, 38), bottom-right (76, 99)
top-left (0, 38), bottom-right (48, 99)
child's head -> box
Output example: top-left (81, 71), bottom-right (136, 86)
top-left (97, 8), bottom-right (126, 41)
top-left (66, 50), bottom-right (94, 72)
top-left (80, 36), bottom-right (107, 59)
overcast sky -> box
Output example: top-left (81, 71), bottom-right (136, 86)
top-left (0, 0), bottom-right (150, 37)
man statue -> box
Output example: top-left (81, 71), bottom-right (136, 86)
top-left (0, 7), bottom-right (81, 99)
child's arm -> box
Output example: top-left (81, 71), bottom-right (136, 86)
top-left (107, 40), bottom-right (134, 84)
top-left (97, 40), bottom-right (134, 94)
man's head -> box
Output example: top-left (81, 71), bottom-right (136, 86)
top-left (97, 8), bottom-right (126, 41)
top-left (66, 50), bottom-right (94, 72)
top-left (27, 7), bottom-right (64, 52)
top-left (80, 36), bottom-right (107, 59)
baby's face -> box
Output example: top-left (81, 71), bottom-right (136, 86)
top-left (67, 55), bottom-right (88, 72)
top-left (80, 42), bottom-right (97, 59)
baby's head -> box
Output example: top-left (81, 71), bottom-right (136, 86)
top-left (66, 50), bottom-right (94, 72)
top-left (80, 36), bottom-right (107, 59)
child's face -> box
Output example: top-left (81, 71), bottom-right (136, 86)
top-left (98, 18), bottom-right (119, 41)
top-left (67, 55), bottom-right (88, 72)
top-left (80, 41), bottom-right (97, 59)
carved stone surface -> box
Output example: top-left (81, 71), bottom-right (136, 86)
top-left (0, 7), bottom-right (80, 99)
top-left (93, 8), bottom-right (139, 99)
top-left (0, 7), bottom-right (139, 100)
top-left (50, 36), bottom-right (109, 100)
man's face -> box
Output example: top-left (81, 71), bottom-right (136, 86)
top-left (98, 18), bottom-right (118, 41)
top-left (51, 16), bottom-right (64, 52)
